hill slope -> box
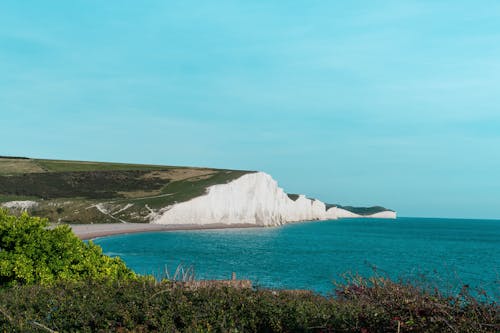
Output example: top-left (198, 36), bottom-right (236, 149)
top-left (0, 157), bottom-right (251, 223)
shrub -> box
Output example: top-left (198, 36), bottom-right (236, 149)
top-left (0, 279), bottom-right (497, 332)
top-left (0, 209), bottom-right (135, 286)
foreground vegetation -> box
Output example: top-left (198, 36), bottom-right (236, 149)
top-left (0, 277), bottom-right (498, 332)
top-left (1, 211), bottom-right (497, 332)
top-left (0, 210), bottom-right (135, 286)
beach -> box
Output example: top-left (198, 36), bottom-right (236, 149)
top-left (69, 222), bottom-right (258, 240)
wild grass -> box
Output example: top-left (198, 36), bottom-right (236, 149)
top-left (0, 170), bottom-right (168, 199)
top-left (157, 264), bottom-right (197, 282)
top-left (0, 158), bottom-right (45, 175)
top-left (0, 158), bottom-right (254, 223)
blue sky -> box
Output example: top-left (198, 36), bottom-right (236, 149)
top-left (1, 1), bottom-right (499, 219)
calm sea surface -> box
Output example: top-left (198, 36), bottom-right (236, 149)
top-left (94, 217), bottom-right (499, 296)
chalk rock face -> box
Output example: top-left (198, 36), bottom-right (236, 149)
top-left (367, 211), bottom-right (397, 219)
top-left (150, 172), bottom-right (396, 226)
top-left (151, 172), bottom-right (328, 226)
top-left (325, 206), bottom-right (341, 219)
top-left (335, 208), bottom-right (362, 218)
top-left (332, 207), bottom-right (397, 219)
top-left (1, 200), bottom-right (38, 211)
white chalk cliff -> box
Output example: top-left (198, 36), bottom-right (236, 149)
top-left (151, 172), bottom-right (396, 226)
top-left (333, 207), bottom-right (397, 219)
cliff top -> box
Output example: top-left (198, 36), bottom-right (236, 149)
top-left (0, 157), bottom-right (253, 223)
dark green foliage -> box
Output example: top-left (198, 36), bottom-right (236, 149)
top-left (0, 156), bottom-right (29, 160)
top-left (0, 170), bottom-right (169, 199)
top-left (287, 193), bottom-right (300, 201)
top-left (0, 209), bottom-right (135, 285)
top-left (0, 278), bottom-right (497, 332)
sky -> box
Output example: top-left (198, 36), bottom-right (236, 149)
top-left (1, 1), bottom-right (500, 219)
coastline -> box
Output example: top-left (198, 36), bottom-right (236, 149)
top-left (68, 214), bottom-right (396, 240)
top-left (68, 222), bottom-right (260, 240)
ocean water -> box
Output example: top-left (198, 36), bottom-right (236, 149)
top-left (94, 217), bottom-right (499, 296)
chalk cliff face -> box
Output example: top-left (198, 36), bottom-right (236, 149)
top-left (369, 211), bottom-right (397, 218)
top-left (151, 172), bottom-right (325, 226)
top-left (332, 207), bottom-right (360, 218)
top-left (151, 172), bottom-right (396, 226)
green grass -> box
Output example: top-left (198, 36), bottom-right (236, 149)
top-left (130, 170), bottom-right (253, 208)
top-left (0, 158), bottom-right (252, 203)
top-left (0, 170), bottom-right (170, 200)
top-left (0, 157), bottom-right (175, 174)
top-left (35, 159), bottom-right (174, 172)
top-left (0, 158), bottom-right (45, 175)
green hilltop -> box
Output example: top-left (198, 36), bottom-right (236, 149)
top-left (0, 157), bottom-right (252, 223)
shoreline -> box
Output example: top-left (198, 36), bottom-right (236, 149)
top-left (68, 223), bottom-right (261, 240)
top-left (68, 214), bottom-right (397, 240)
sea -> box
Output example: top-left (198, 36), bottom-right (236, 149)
top-left (94, 217), bottom-right (500, 298)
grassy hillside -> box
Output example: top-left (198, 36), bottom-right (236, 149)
top-left (0, 157), bottom-right (253, 223)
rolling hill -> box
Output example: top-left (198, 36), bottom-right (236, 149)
top-left (0, 157), bottom-right (396, 224)
top-left (0, 157), bottom-right (251, 223)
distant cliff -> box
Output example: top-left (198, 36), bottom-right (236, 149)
top-left (325, 204), bottom-right (396, 219)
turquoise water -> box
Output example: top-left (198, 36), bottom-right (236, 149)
top-left (94, 217), bottom-right (499, 296)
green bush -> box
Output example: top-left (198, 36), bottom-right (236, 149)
top-left (0, 209), bottom-right (135, 286)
